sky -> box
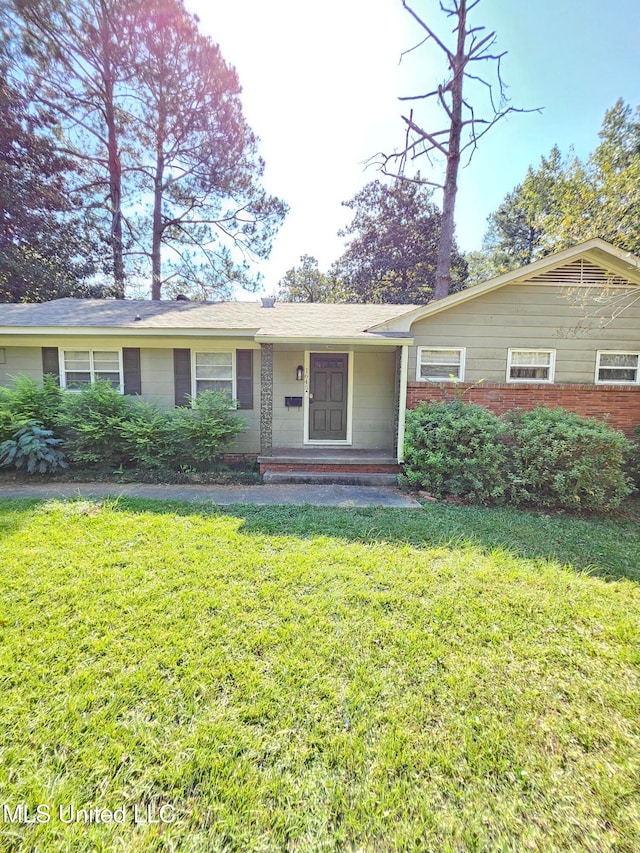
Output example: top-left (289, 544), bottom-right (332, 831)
top-left (187, 0), bottom-right (640, 297)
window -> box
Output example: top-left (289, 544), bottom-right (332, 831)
top-left (193, 351), bottom-right (233, 398)
top-left (596, 352), bottom-right (639, 384)
top-left (507, 349), bottom-right (555, 382)
top-left (61, 350), bottom-right (122, 390)
top-left (417, 347), bottom-right (465, 381)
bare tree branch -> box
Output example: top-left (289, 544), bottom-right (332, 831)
top-left (376, 0), bottom-right (541, 300)
top-left (401, 1), bottom-right (453, 59)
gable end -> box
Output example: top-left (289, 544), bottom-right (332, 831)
top-left (529, 259), bottom-right (636, 289)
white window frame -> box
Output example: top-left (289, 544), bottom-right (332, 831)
top-left (506, 348), bottom-right (556, 383)
top-left (191, 350), bottom-right (236, 402)
top-left (595, 351), bottom-right (640, 385)
top-left (416, 346), bottom-right (466, 382)
top-left (59, 349), bottom-right (124, 392)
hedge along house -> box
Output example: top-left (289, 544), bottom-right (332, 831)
top-left (0, 238), bottom-right (639, 481)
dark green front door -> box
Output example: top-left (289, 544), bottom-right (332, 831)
top-left (309, 353), bottom-right (348, 441)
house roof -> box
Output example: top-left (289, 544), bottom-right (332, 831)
top-left (0, 298), bottom-right (417, 342)
top-left (3, 240), bottom-right (638, 341)
top-left (370, 239), bottom-right (640, 332)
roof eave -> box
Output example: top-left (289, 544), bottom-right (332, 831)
top-left (254, 334), bottom-right (414, 346)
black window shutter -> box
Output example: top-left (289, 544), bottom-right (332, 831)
top-left (236, 349), bottom-right (253, 409)
top-left (173, 348), bottom-right (191, 406)
top-left (122, 347), bottom-right (142, 395)
top-left (42, 347), bottom-right (60, 384)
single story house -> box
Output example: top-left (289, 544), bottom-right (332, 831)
top-left (0, 238), bottom-right (639, 479)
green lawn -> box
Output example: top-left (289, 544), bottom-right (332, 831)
top-left (0, 498), bottom-right (639, 852)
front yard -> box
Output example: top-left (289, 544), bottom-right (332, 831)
top-left (0, 498), bottom-right (638, 851)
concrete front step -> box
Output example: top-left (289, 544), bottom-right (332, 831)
top-left (262, 470), bottom-right (399, 487)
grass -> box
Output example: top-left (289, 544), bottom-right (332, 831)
top-left (0, 498), bottom-right (639, 852)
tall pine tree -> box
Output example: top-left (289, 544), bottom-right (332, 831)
top-left (0, 65), bottom-right (100, 301)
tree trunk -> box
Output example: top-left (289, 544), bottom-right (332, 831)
top-left (105, 97), bottom-right (125, 298)
top-left (99, 1), bottom-right (125, 298)
top-left (433, 0), bottom-right (466, 301)
top-left (434, 149), bottom-right (459, 299)
top-left (151, 146), bottom-right (164, 300)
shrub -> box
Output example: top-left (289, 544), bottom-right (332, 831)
top-left (504, 407), bottom-right (633, 510)
top-left (0, 375), bottom-right (65, 440)
top-left (626, 425), bottom-right (640, 491)
top-left (0, 406), bottom-right (15, 445)
top-left (57, 379), bottom-right (134, 468)
top-left (3, 379), bottom-right (246, 473)
top-left (0, 421), bottom-right (67, 474)
top-left (173, 391), bottom-right (245, 471)
top-left (403, 400), bottom-right (509, 503)
top-left (117, 402), bottom-right (179, 471)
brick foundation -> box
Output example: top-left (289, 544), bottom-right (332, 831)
top-left (259, 461), bottom-right (400, 476)
top-left (223, 453), bottom-right (258, 467)
top-left (406, 382), bottom-right (640, 436)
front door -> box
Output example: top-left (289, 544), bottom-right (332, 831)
top-left (309, 353), bottom-right (348, 441)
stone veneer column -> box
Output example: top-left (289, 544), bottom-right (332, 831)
top-left (260, 343), bottom-right (273, 455)
top-left (392, 346), bottom-right (402, 457)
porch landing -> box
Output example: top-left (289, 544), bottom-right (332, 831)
top-left (258, 448), bottom-right (401, 486)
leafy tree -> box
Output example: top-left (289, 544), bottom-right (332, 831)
top-left (0, 65), bottom-right (100, 301)
top-left (484, 182), bottom-right (542, 266)
top-left (467, 146), bottom-right (567, 283)
top-left (277, 255), bottom-right (338, 303)
top-left (475, 101), bottom-right (640, 274)
top-left (464, 249), bottom-right (514, 286)
top-left (331, 179), bottom-right (467, 303)
top-left (379, 0), bottom-right (530, 299)
top-left (5, 0), bottom-right (286, 300)
top-left (133, 0), bottom-right (287, 300)
top-left (4, 0), bottom-right (138, 297)
top-left (558, 99), bottom-right (640, 253)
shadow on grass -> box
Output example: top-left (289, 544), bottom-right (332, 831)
top-left (1, 495), bottom-right (638, 584)
top-left (68, 497), bottom-right (640, 585)
top-left (0, 498), bottom-right (46, 541)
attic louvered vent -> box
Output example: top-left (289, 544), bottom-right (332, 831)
top-left (530, 259), bottom-right (632, 288)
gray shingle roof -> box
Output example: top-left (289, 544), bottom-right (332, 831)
top-left (0, 298), bottom-right (417, 339)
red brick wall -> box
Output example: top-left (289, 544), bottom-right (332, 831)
top-left (406, 382), bottom-right (640, 436)
top-left (223, 453), bottom-right (258, 467)
top-left (259, 462), bottom-right (400, 475)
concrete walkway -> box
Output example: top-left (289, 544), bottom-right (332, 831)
top-left (0, 482), bottom-right (420, 508)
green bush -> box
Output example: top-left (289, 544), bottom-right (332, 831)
top-left (403, 402), bottom-right (633, 512)
top-left (626, 425), bottom-right (640, 491)
top-left (0, 375), bottom-right (64, 440)
top-left (117, 393), bottom-right (244, 473)
top-left (173, 391), bottom-right (245, 471)
top-left (57, 379), bottom-right (134, 468)
top-left (117, 402), bottom-right (179, 471)
top-left (0, 406), bottom-right (15, 445)
top-left (0, 421), bottom-right (67, 474)
top-left (0, 378), bottom-right (246, 475)
top-left (504, 407), bottom-right (633, 510)
top-left (402, 400), bottom-right (509, 503)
